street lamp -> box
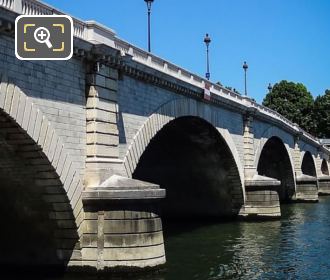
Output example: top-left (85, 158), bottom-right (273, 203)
top-left (268, 83), bottom-right (272, 93)
top-left (144, 0), bottom-right (154, 52)
top-left (243, 61), bottom-right (248, 96)
top-left (204, 33), bottom-right (211, 80)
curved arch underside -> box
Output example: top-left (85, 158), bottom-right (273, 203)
top-left (321, 159), bottom-right (329, 175)
top-left (132, 116), bottom-right (243, 220)
top-left (257, 137), bottom-right (295, 202)
top-left (0, 110), bottom-right (78, 269)
top-left (302, 152), bottom-right (317, 177)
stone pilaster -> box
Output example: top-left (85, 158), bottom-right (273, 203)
top-left (292, 134), bottom-right (303, 177)
top-left (243, 112), bottom-right (257, 179)
top-left (85, 63), bottom-right (124, 188)
top-left (240, 110), bottom-right (281, 219)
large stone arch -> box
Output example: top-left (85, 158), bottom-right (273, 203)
top-left (301, 151), bottom-right (317, 177)
top-left (123, 98), bottom-right (243, 180)
top-left (256, 136), bottom-right (296, 202)
top-left (0, 74), bottom-right (83, 268)
top-left (254, 126), bottom-right (295, 176)
top-left (123, 98), bottom-right (244, 217)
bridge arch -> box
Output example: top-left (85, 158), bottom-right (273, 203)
top-left (123, 98), bottom-right (244, 218)
top-left (321, 159), bottom-right (329, 175)
top-left (256, 136), bottom-right (296, 202)
top-left (0, 74), bottom-right (83, 269)
top-left (301, 151), bottom-right (317, 177)
top-left (254, 126), bottom-right (295, 172)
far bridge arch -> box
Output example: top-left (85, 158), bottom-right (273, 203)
top-left (321, 159), bottom-right (329, 176)
top-left (123, 98), bottom-right (244, 219)
top-left (301, 151), bottom-right (317, 177)
top-left (256, 136), bottom-right (296, 202)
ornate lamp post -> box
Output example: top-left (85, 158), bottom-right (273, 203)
top-left (243, 61), bottom-right (248, 96)
top-left (204, 33), bottom-right (211, 80)
top-left (144, 0), bottom-right (154, 52)
top-left (268, 83), bottom-right (273, 93)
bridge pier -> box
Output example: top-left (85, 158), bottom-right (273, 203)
top-left (81, 175), bottom-right (166, 271)
top-left (318, 176), bottom-right (330, 195)
top-left (294, 174), bottom-right (319, 202)
top-left (241, 111), bottom-right (281, 219)
top-left (240, 175), bottom-right (281, 219)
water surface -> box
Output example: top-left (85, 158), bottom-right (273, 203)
top-left (9, 197), bottom-right (330, 280)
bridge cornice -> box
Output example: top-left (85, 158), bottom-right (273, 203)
top-left (0, 0), bottom-right (328, 155)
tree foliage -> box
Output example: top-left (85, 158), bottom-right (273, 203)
top-left (262, 80), bottom-right (316, 133)
top-left (313, 90), bottom-right (330, 138)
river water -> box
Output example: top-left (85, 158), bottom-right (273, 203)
top-left (9, 197), bottom-right (330, 280)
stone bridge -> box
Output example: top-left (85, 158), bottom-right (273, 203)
top-left (0, 0), bottom-right (329, 273)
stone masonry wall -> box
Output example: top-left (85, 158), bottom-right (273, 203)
top-left (117, 75), bottom-right (245, 168)
top-left (0, 34), bottom-right (86, 176)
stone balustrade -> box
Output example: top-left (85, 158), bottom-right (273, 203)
top-left (0, 0), bottom-right (327, 152)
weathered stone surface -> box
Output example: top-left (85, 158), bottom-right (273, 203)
top-left (240, 175), bottom-right (281, 219)
top-left (294, 174), bottom-right (319, 202)
top-left (318, 176), bottom-right (330, 195)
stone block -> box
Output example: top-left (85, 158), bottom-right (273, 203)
top-left (84, 220), bottom-right (98, 234)
top-left (103, 217), bottom-right (162, 234)
top-left (86, 144), bottom-right (119, 158)
top-left (97, 66), bottom-right (118, 80)
top-left (86, 96), bottom-right (117, 112)
top-left (105, 77), bottom-right (118, 91)
top-left (86, 122), bottom-right (118, 135)
top-left (86, 73), bottom-right (106, 87)
top-left (102, 244), bottom-right (165, 261)
top-left (86, 108), bottom-right (117, 123)
top-left (88, 85), bottom-right (117, 102)
top-left (104, 231), bottom-right (164, 248)
top-left (87, 132), bottom-right (119, 146)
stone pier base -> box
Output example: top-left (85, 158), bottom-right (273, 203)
top-left (318, 176), bottom-right (330, 195)
top-left (81, 175), bottom-right (166, 272)
top-left (239, 175), bottom-right (281, 219)
top-left (294, 174), bottom-right (319, 202)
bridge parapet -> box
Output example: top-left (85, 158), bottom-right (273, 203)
top-left (0, 0), bottom-right (324, 152)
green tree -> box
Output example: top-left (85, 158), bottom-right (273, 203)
top-left (262, 80), bottom-right (315, 133)
top-left (313, 90), bottom-right (330, 138)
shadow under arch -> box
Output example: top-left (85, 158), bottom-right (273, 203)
top-left (0, 109), bottom-right (79, 272)
top-left (321, 159), bottom-right (329, 175)
top-left (256, 136), bottom-right (295, 202)
top-left (132, 116), bottom-right (243, 220)
top-left (301, 151), bottom-right (317, 177)
top-left (0, 74), bottom-right (82, 272)
top-left (123, 98), bottom-right (244, 192)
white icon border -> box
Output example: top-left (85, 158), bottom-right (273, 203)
top-left (15, 15), bottom-right (73, 61)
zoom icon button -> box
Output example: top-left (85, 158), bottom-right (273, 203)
top-left (15, 15), bottom-right (73, 60)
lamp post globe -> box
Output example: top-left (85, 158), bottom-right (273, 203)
top-left (144, 0), bottom-right (154, 9)
top-left (268, 83), bottom-right (273, 93)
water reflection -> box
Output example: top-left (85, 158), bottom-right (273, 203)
top-left (6, 197), bottom-right (330, 280)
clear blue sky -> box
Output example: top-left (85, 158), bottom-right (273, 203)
top-left (46, 0), bottom-right (330, 103)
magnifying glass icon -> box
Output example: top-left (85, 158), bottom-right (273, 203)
top-left (34, 27), bottom-right (53, 49)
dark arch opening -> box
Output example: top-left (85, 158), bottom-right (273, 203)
top-left (301, 151), bottom-right (317, 177)
top-left (321, 159), bottom-right (329, 175)
top-left (132, 116), bottom-right (243, 221)
top-left (0, 111), bottom-right (78, 274)
top-left (257, 136), bottom-right (295, 202)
